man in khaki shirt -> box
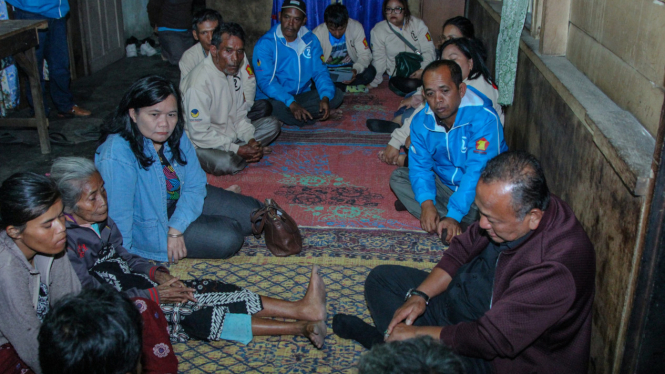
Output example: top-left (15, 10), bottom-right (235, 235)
top-left (180, 23), bottom-right (280, 176)
top-left (179, 9), bottom-right (271, 121)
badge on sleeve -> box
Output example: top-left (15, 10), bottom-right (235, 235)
top-left (426, 32), bottom-right (432, 41)
top-left (246, 64), bottom-right (254, 77)
top-left (474, 137), bottom-right (489, 154)
top-left (321, 54), bottom-right (325, 62)
top-left (363, 38), bottom-right (369, 49)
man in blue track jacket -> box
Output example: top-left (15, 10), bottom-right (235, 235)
top-left (390, 60), bottom-right (507, 243)
top-left (253, 0), bottom-right (344, 127)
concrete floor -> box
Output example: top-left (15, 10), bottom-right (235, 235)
top-left (0, 55), bottom-right (180, 182)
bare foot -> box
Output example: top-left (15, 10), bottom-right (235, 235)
top-left (329, 109), bottom-right (343, 121)
top-left (304, 320), bottom-right (327, 349)
top-left (298, 265), bottom-right (327, 321)
top-left (377, 150), bottom-right (386, 163)
top-left (225, 185), bottom-right (241, 194)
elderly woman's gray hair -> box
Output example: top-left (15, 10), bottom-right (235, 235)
top-left (50, 157), bottom-right (99, 213)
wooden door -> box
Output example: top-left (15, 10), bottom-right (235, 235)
top-left (75, 0), bottom-right (125, 73)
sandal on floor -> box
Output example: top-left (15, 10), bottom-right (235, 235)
top-left (74, 128), bottom-right (101, 142)
top-left (49, 132), bottom-right (75, 146)
top-left (367, 119), bottom-right (400, 133)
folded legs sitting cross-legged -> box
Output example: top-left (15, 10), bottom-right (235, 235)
top-left (253, 2), bottom-right (345, 127)
top-left (180, 23), bottom-right (281, 176)
top-left (96, 75), bottom-right (264, 263)
top-left (390, 60), bottom-right (507, 243)
top-left (51, 157), bottom-right (329, 348)
top-left (336, 151), bottom-right (597, 374)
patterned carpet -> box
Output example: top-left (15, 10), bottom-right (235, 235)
top-left (207, 86), bottom-right (421, 231)
top-left (169, 228), bottom-right (443, 373)
top-left (174, 84), bottom-right (442, 373)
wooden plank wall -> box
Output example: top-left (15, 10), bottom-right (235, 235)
top-left (568, 0), bottom-right (665, 136)
top-left (468, 1), bottom-right (648, 373)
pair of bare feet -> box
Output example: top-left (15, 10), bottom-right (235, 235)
top-left (377, 150), bottom-right (407, 166)
top-left (298, 265), bottom-right (328, 348)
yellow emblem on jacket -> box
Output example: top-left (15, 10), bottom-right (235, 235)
top-left (191, 109), bottom-right (199, 118)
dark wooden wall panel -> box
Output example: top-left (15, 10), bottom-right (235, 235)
top-left (79, 0), bottom-right (125, 73)
top-left (468, 1), bottom-right (647, 373)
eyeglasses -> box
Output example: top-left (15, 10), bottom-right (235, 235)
top-left (385, 7), bottom-right (404, 14)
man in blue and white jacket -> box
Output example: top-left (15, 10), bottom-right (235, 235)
top-left (390, 60), bottom-right (507, 243)
top-left (7, 0), bottom-right (91, 118)
top-left (253, 0), bottom-right (344, 127)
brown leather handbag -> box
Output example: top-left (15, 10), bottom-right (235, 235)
top-left (250, 198), bottom-right (302, 257)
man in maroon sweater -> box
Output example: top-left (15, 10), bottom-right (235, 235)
top-left (334, 151), bottom-right (595, 374)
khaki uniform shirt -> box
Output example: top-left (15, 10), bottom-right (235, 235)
top-left (369, 17), bottom-right (436, 87)
top-left (179, 43), bottom-right (257, 107)
top-left (180, 54), bottom-right (255, 154)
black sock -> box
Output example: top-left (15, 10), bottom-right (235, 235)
top-left (366, 119), bottom-right (400, 133)
top-left (332, 314), bottom-right (384, 349)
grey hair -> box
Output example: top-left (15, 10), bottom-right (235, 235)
top-left (50, 157), bottom-right (99, 213)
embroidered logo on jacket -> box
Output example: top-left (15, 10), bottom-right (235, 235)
top-left (190, 109), bottom-right (199, 118)
top-left (77, 244), bottom-right (88, 258)
top-left (246, 64), bottom-right (254, 77)
top-left (425, 32), bottom-right (432, 41)
top-left (475, 138), bottom-right (489, 154)
top-left (233, 76), bottom-right (241, 91)
top-left (411, 31), bottom-right (418, 41)
top-left (363, 38), bottom-right (369, 49)
top-left (257, 59), bottom-right (261, 67)
top-left (303, 47), bottom-right (312, 59)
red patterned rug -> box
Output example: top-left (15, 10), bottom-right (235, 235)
top-left (207, 85), bottom-right (421, 231)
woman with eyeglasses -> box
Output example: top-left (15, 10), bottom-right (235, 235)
top-left (369, 0), bottom-right (436, 96)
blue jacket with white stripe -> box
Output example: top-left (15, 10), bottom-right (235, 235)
top-left (7, 0), bottom-right (69, 19)
top-left (253, 23), bottom-right (336, 107)
top-left (409, 86), bottom-right (508, 222)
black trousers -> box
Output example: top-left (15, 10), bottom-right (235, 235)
top-left (334, 65), bottom-right (377, 91)
top-left (389, 76), bottom-right (422, 96)
top-left (184, 185), bottom-right (262, 259)
top-left (365, 265), bottom-right (495, 374)
top-left (269, 87), bottom-right (344, 127)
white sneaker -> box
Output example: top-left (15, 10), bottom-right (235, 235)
top-left (140, 42), bottom-right (157, 57)
top-left (126, 44), bottom-right (137, 58)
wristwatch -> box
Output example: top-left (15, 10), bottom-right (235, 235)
top-left (405, 288), bottom-right (430, 305)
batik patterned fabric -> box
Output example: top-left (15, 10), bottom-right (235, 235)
top-left (0, 0), bottom-right (19, 117)
top-left (157, 147), bottom-right (181, 218)
top-left (90, 242), bottom-right (157, 291)
top-left (89, 241), bottom-right (264, 344)
top-left (35, 282), bottom-right (49, 322)
top-left (161, 279), bottom-right (263, 343)
top-left (495, 0), bottom-right (529, 105)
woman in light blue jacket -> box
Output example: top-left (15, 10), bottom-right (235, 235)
top-left (95, 75), bottom-right (262, 263)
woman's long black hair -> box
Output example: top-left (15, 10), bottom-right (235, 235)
top-left (99, 75), bottom-right (187, 170)
top-left (0, 172), bottom-right (61, 231)
top-left (440, 37), bottom-right (494, 86)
